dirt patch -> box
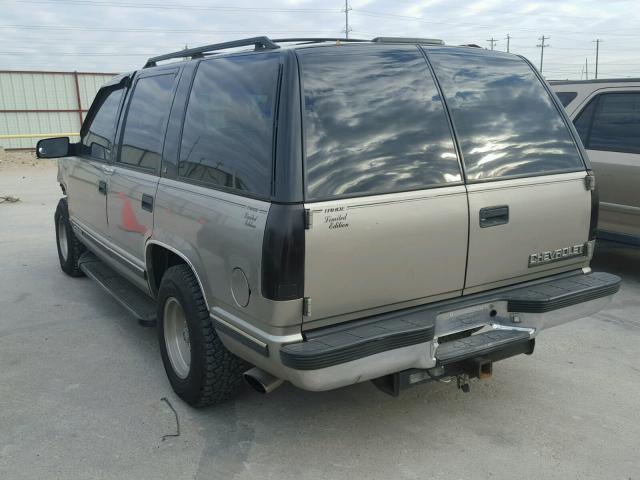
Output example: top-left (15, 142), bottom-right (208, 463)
top-left (0, 150), bottom-right (56, 171)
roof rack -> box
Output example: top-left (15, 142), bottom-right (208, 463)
top-left (143, 36), bottom-right (280, 68)
top-left (271, 38), bottom-right (369, 45)
top-left (372, 37), bottom-right (444, 45)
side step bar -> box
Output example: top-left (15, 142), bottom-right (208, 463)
top-left (78, 251), bottom-right (157, 324)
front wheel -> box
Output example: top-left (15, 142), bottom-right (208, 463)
top-left (157, 264), bottom-right (248, 407)
top-left (54, 198), bottom-right (85, 277)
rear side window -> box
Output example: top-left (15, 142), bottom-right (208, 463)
top-left (118, 73), bottom-right (177, 172)
top-left (299, 46), bottom-right (461, 201)
top-left (587, 93), bottom-right (640, 154)
top-left (428, 48), bottom-right (584, 181)
top-left (555, 91), bottom-right (577, 107)
top-left (80, 88), bottom-right (123, 161)
top-left (178, 53), bottom-right (281, 198)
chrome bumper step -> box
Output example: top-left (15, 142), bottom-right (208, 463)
top-left (279, 271), bottom-right (618, 373)
top-left (280, 311), bottom-right (436, 371)
top-left (435, 328), bottom-right (531, 364)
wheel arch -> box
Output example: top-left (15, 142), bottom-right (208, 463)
top-left (145, 240), bottom-right (210, 310)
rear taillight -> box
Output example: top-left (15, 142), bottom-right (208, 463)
top-left (587, 170), bottom-right (599, 241)
top-left (261, 204), bottom-right (305, 301)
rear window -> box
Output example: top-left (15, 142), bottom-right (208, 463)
top-left (555, 91), bottom-right (578, 107)
top-left (178, 53), bottom-right (280, 198)
top-left (299, 46), bottom-right (461, 201)
top-left (428, 48), bottom-right (584, 181)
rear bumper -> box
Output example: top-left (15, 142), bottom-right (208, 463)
top-left (214, 270), bottom-right (620, 392)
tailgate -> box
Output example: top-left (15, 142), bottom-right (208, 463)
top-left (464, 172), bottom-right (592, 293)
top-left (425, 47), bottom-right (592, 294)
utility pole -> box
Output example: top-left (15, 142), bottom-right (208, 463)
top-left (505, 34), bottom-right (511, 53)
top-left (537, 35), bottom-right (550, 74)
top-left (593, 39), bottom-right (602, 79)
top-left (343, 0), bottom-right (352, 39)
top-left (585, 58), bottom-right (589, 80)
top-left (487, 37), bottom-right (498, 50)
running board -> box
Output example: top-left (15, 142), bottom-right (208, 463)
top-left (436, 328), bottom-right (532, 365)
top-left (78, 251), bottom-right (157, 325)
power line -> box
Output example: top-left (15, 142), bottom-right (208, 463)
top-left (6, 0), bottom-right (337, 13)
top-left (486, 37), bottom-right (498, 50)
top-left (505, 34), bottom-right (511, 53)
top-left (350, 9), bottom-right (640, 38)
top-left (0, 24), bottom-right (338, 34)
top-left (537, 35), bottom-right (550, 73)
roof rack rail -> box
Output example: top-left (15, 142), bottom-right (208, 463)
top-left (143, 36), bottom-right (280, 68)
top-left (372, 37), bottom-right (444, 45)
top-left (271, 38), bottom-right (369, 45)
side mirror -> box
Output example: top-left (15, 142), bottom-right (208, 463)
top-left (36, 137), bottom-right (70, 158)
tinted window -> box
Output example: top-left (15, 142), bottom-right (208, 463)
top-left (555, 91), bottom-right (577, 107)
top-left (81, 88), bottom-right (123, 161)
top-left (119, 74), bottom-right (176, 171)
top-left (589, 93), bottom-right (640, 154)
top-left (300, 46), bottom-right (460, 201)
top-left (428, 48), bottom-right (584, 181)
top-left (573, 98), bottom-right (597, 145)
top-left (178, 54), bottom-right (280, 197)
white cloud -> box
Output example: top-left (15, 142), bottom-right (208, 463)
top-left (0, 0), bottom-right (637, 79)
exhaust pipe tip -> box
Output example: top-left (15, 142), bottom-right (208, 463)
top-left (244, 367), bottom-right (284, 394)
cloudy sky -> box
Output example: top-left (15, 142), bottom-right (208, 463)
top-left (1, 0), bottom-right (638, 79)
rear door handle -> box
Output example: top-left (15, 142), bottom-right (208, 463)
top-left (101, 165), bottom-right (115, 175)
top-left (479, 205), bottom-right (509, 228)
top-left (141, 194), bottom-right (154, 212)
top-left (98, 180), bottom-right (107, 195)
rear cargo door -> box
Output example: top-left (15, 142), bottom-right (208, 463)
top-left (426, 48), bottom-right (592, 293)
top-left (298, 45), bottom-right (468, 323)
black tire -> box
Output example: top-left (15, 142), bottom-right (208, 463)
top-left (54, 198), bottom-right (86, 277)
top-left (157, 264), bottom-right (248, 407)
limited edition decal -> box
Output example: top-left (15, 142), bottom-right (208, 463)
top-left (323, 206), bottom-right (349, 230)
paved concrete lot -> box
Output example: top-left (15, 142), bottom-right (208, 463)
top-left (1, 161), bottom-right (639, 480)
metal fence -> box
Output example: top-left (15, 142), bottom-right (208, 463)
top-left (0, 70), bottom-right (117, 150)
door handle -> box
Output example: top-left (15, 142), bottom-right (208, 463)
top-left (101, 165), bottom-right (115, 175)
top-left (98, 180), bottom-right (107, 195)
top-left (479, 205), bottom-right (509, 228)
top-left (141, 194), bottom-right (154, 212)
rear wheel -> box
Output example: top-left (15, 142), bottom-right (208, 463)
top-left (54, 198), bottom-right (85, 277)
top-left (157, 264), bottom-right (248, 407)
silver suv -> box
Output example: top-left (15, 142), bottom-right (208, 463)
top-left (38, 37), bottom-right (620, 406)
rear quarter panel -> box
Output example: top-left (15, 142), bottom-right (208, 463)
top-left (152, 179), bottom-right (302, 332)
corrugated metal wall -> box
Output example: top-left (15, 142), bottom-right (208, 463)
top-left (0, 70), bottom-right (117, 149)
